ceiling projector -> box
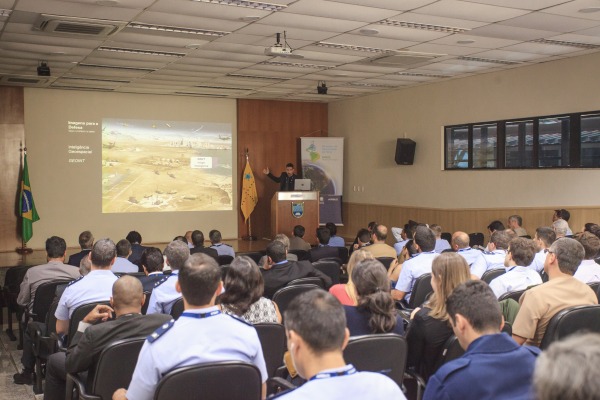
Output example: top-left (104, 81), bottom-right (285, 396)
top-left (264, 32), bottom-right (303, 58)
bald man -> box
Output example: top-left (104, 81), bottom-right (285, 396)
top-left (452, 231), bottom-right (487, 278)
top-left (43, 276), bottom-right (171, 400)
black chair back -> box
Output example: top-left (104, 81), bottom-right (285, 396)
top-left (588, 282), bottom-right (600, 302)
top-left (408, 273), bottom-right (433, 309)
top-left (434, 335), bottom-right (465, 370)
top-left (254, 323), bottom-right (286, 379)
top-left (170, 297), bottom-right (184, 320)
top-left (154, 361), bottom-right (262, 400)
top-left (237, 252), bottom-right (264, 264)
top-left (540, 304), bottom-right (600, 350)
top-left (468, 232), bottom-right (484, 247)
top-left (287, 277), bottom-right (325, 289)
top-left (218, 255), bottom-right (234, 266)
top-left (343, 333), bottom-right (407, 389)
top-left (312, 260), bottom-right (340, 285)
top-left (338, 247), bottom-right (349, 264)
top-left (141, 291), bottom-right (151, 315)
top-left (273, 284), bottom-right (323, 321)
top-left (376, 257), bottom-right (396, 271)
top-left (288, 249), bottom-right (310, 261)
top-left (497, 287), bottom-right (536, 303)
top-left (481, 268), bottom-right (506, 284)
top-left (30, 280), bottom-right (72, 323)
top-left (67, 302), bottom-right (111, 347)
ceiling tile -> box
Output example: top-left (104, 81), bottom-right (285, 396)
top-left (500, 42), bottom-right (583, 55)
top-left (412, 0), bottom-right (530, 23)
top-left (326, 0), bottom-right (438, 12)
top-left (256, 11), bottom-right (367, 32)
top-left (468, 24), bottom-right (557, 41)
top-left (283, 0), bottom-right (400, 22)
top-left (406, 43), bottom-right (489, 56)
top-left (428, 33), bottom-right (521, 48)
top-left (459, 0), bottom-right (570, 10)
top-left (468, 49), bottom-right (548, 61)
top-left (498, 12), bottom-right (599, 32)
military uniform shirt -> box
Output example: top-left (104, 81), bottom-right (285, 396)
top-left (528, 250), bottom-right (546, 273)
top-left (55, 269), bottom-right (118, 320)
top-left (434, 239), bottom-right (451, 253)
top-left (394, 239), bottom-right (409, 256)
top-left (472, 250), bottom-right (507, 278)
top-left (395, 251), bottom-right (438, 302)
top-left (457, 248), bottom-right (487, 278)
top-left (210, 243), bottom-right (235, 258)
top-left (146, 271), bottom-right (180, 315)
top-left (328, 235), bottom-right (345, 247)
top-left (274, 364), bottom-right (405, 400)
top-left (125, 306), bottom-right (267, 400)
top-left (574, 259), bottom-right (600, 284)
top-left (489, 266), bottom-right (542, 298)
top-left (111, 257), bottom-right (138, 273)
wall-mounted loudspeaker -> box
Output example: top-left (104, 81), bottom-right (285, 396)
top-left (395, 138), bottom-right (416, 165)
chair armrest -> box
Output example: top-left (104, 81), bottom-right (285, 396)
top-left (404, 369), bottom-right (427, 400)
top-left (268, 376), bottom-right (296, 394)
top-left (66, 372), bottom-right (102, 400)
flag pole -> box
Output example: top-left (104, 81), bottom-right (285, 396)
top-left (16, 145), bottom-right (33, 255)
top-left (242, 149), bottom-right (257, 241)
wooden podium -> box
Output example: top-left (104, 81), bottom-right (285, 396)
top-left (271, 191), bottom-right (319, 245)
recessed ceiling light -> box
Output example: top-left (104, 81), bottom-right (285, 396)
top-left (359, 28), bottom-right (379, 35)
top-left (457, 40), bottom-right (475, 44)
top-left (579, 7), bottom-right (600, 13)
top-left (240, 16), bottom-right (261, 22)
top-left (96, 0), bottom-right (119, 6)
top-left (0, 8), bottom-right (12, 17)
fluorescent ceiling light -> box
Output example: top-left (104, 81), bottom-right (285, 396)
top-left (316, 42), bottom-right (394, 54)
top-left (191, 0), bottom-right (286, 11)
top-left (260, 61), bottom-right (330, 69)
top-left (128, 22), bottom-right (230, 37)
top-left (97, 46), bottom-right (186, 57)
top-left (378, 19), bottom-right (470, 34)
top-left (531, 38), bottom-right (600, 49)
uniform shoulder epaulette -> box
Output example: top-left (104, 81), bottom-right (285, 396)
top-left (523, 345), bottom-right (541, 357)
top-left (435, 357), bottom-right (470, 381)
top-left (68, 276), bottom-right (85, 286)
top-left (225, 313), bottom-right (253, 327)
top-left (154, 275), bottom-right (170, 288)
top-left (482, 250), bottom-right (495, 255)
top-left (147, 319), bottom-right (175, 343)
top-left (224, 243), bottom-right (232, 247)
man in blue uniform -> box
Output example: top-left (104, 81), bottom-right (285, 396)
top-left (208, 229), bottom-right (235, 258)
top-left (474, 229), bottom-right (514, 277)
top-left (424, 280), bottom-right (540, 400)
top-left (273, 290), bottom-right (405, 399)
top-left (146, 240), bottom-right (190, 315)
top-left (452, 231), bottom-right (487, 277)
top-left (112, 253), bottom-right (268, 400)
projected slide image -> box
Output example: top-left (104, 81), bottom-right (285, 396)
top-left (102, 118), bottom-right (233, 213)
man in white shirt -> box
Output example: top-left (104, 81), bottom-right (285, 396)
top-left (489, 237), bottom-right (542, 298)
top-left (573, 232), bottom-right (600, 284)
top-left (452, 231), bottom-right (486, 278)
top-left (474, 230), bottom-right (515, 277)
top-left (111, 239), bottom-right (139, 273)
top-left (529, 227), bottom-right (556, 273)
top-left (430, 224), bottom-right (451, 253)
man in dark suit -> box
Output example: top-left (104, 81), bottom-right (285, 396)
top-left (309, 227), bottom-right (339, 262)
top-left (42, 276), bottom-right (171, 400)
top-left (126, 230), bottom-right (147, 270)
top-left (138, 247), bottom-right (165, 293)
top-left (67, 230), bottom-right (94, 267)
top-left (263, 162), bottom-right (298, 191)
top-left (262, 241), bottom-right (332, 298)
top-left (189, 230), bottom-right (218, 261)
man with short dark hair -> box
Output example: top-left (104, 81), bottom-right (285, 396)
top-left (309, 227), bottom-right (339, 262)
top-left (146, 240), bottom-right (190, 315)
top-left (289, 225), bottom-right (311, 251)
top-left (326, 222), bottom-right (345, 247)
top-left (277, 290), bottom-right (405, 399)
top-left (263, 162), bottom-right (297, 192)
top-left (262, 241), bottom-right (331, 298)
top-left (67, 231), bottom-right (94, 267)
top-left (368, 224), bottom-right (397, 259)
top-left (209, 229), bottom-right (235, 257)
top-left (111, 239), bottom-right (138, 273)
top-left (513, 238), bottom-right (598, 347)
top-left (489, 237), bottom-right (542, 298)
top-left (452, 231), bottom-right (487, 278)
top-left (573, 232), bottom-right (600, 283)
top-left (139, 247), bottom-right (165, 292)
top-left (508, 215), bottom-right (528, 237)
top-left (430, 224), bottom-right (451, 253)
top-left (529, 227), bottom-right (556, 273)
top-left (472, 229), bottom-right (515, 277)
top-left (392, 225), bottom-right (411, 256)
top-left (189, 230), bottom-right (218, 260)
top-left (424, 280), bottom-right (540, 400)
top-left (487, 220), bottom-right (505, 234)
top-left (125, 230), bottom-right (146, 269)
top-left (113, 253), bottom-right (268, 400)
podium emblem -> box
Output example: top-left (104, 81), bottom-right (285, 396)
top-left (291, 202), bottom-right (304, 218)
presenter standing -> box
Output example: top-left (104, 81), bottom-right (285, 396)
top-left (263, 163), bottom-right (298, 191)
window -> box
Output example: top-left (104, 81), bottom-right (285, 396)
top-left (505, 120), bottom-right (533, 168)
top-left (473, 124), bottom-right (497, 168)
top-left (539, 116), bottom-right (569, 167)
top-left (445, 126), bottom-right (469, 169)
top-left (581, 114), bottom-right (600, 167)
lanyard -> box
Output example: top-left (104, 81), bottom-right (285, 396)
top-left (181, 310), bottom-right (221, 319)
top-left (310, 366), bottom-right (357, 381)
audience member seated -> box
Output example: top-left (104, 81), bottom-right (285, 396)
top-left (350, 221), bottom-right (377, 255)
top-left (392, 226), bottom-right (438, 302)
top-left (125, 230), bottom-right (146, 269)
top-left (326, 222), bottom-right (346, 247)
top-left (388, 240), bottom-right (419, 283)
top-left (79, 256), bottom-right (91, 277)
top-left (14, 236), bottom-right (80, 385)
top-left (451, 231), bottom-right (486, 278)
top-left (552, 208), bottom-right (573, 236)
top-left (189, 230), bottom-right (218, 260)
top-left (529, 227), bottom-right (556, 273)
top-left (276, 290), bottom-right (405, 400)
top-left (406, 252), bottom-right (471, 381)
top-left (508, 214), bottom-right (528, 237)
top-left (329, 249), bottom-right (374, 306)
top-left (309, 227), bottom-right (339, 262)
top-left (184, 230), bottom-right (194, 249)
top-left (489, 237), bottom-right (542, 299)
top-left (289, 225), bottom-right (312, 251)
top-left (573, 232), bottom-right (600, 283)
top-left (513, 238), bottom-right (598, 347)
top-left (113, 253), bottom-right (268, 400)
top-left (262, 241), bottom-right (332, 298)
top-left (392, 225), bottom-right (410, 256)
top-left (219, 256), bottom-right (281, 323)
top-left (353, 228), bottom-right (372, 254)
top-left (473, 229), bottom-right (514, 277)
top-left (533, 333), bottom-right (600, 400)
top-left (146, 240), bottom-right (190, 315)
top-left (424, 280), bottom-right (540, 400)
top-left (209, 229), bottom-right (235, 258)
top-left (111, 239), bottom-right (139, 273)
top-left (430, 224), bottom-right (451, 253)
top-left (67, 231), bottom-right (94, 267)
top-left (43, 276), bottom-right (171, 400)
top-left (138, 247), bottom-right (165, 293)
top-left (344, 259), bottom-right (404, 336)
top-left (258, 234), bottom-right (297, 268)
top-left (487, 220), bottom-right (505, 235)
top-left (552, 219), bottom-right (570, 240)
top-left (366, 224), bottom-right (397, 259)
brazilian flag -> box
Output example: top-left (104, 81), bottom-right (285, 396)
top-left (21, 153), bottom-right (40, 243)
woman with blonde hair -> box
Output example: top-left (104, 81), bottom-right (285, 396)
top-left (329, 249), bottom-right (374, 306)
top-left (406, 252), bottom-right (471, 380)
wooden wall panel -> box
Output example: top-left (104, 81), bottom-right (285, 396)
top-left (237, 99), bottom-right (328, 240)
top-left (0, 87), bottom-right (25, 252)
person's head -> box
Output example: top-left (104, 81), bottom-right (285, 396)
top-left (79, 256), bottom-right (91, 276)
top-left (141, 247), bottom-right (164, 274)
top-left (284, 290), bottom-right (348, 379)
top-left (78, 231), bottom-right (94, 250)
top-left (404, 223), bottom-right (413, 240)
top-left (218, 256), bottom-right (264, 315)
top-left (266, 240), bottom-right (287, 263)
top-left (553, 209), bottom-right (570, 222)
top-left (489, 230), bottom-right (513, 251)
top-left (533, 333), bottom-right (600, 400)
top-left (367, 221), bottom-right (377, 232)
top-left (446, 280), bottom-right (503, 349)
top-left (487, 220), bottom-right (505, 233)
top-left (90, 238), bottom-right (117, 269)
top-left (293, 225), bottom-right (305, 238)
top-left (505, 237), bottom-right (537, 267)
top-left (177, 253), bottom-right (221, 306)
top-left (583, 223), bottom-right (599, 234)
top-left (125, 230), bottom-right (142, 244)
top-left (356, 228), bottom-right (371, 245)
top-left (116, 239), bottom-right (132, 258)
top-left (576, 232), bottom-right (600, 260)
top-left (184, 230), bottom-right (193, 244)
top-left (404, 239), bottom-right (418, 257)
top-left (508, 215), bottom-right (523, 229)
top-left (316, 227), bottom-right (331, 245)
top-left (191, 230), bottom-right (205, 247)
top-left (414, 225), bottom-right (436, 252)
top-left (352, 259), bottom-right (397, 333)
top-left (345, 249), bottom-right (374, 305)
top-left (163, 240), bottom-right (190, 270)
top-left (46, 236), bottom-right (67, 259)
top-left (535, 227), bottom-right (556, 250)
top-left (274, 233), bottom-right (290, 250)
top-left (173, 235), bottom-right (188, 244)
top-left (285, 162), bottom-right (295, 177)
top-left (209, 229), bottom-right (222, 244)
top-left (325, 222), bottom-right (337, 237)
top-left (428, 252), bottom-right (471, 321)
top-left (429, 224), bottom-right (443, 239)
top-left (544, 237), bottom-right (585, 276)
top-left (111, 275), bottom-right (144, 313)
top-left (451, 231), bottom-right (470, 250)
top-left (372, 224), bottom-right (388, 243)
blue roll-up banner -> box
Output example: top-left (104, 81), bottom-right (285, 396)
top-left (300, 137), bottom-right (344, 225)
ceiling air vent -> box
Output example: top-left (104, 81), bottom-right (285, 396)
top-left (35, 14), bottom-right (126, 37)
top-left (1, 76), bottom-right (49, 85)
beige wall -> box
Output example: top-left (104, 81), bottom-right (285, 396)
top-left (330, 51), bottom-right (600, 211)
top-left (24, 89), bottom-right (237, 249)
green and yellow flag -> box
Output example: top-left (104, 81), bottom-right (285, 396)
top-left (20, 153), bottom-right (40, 243)
top-left (240, 155), bottom-right (258, 223)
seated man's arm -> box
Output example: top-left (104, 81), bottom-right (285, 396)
top-left (510, 291), bottom-right (540, 346)
top-left (56, 319), bottom-right (69, 336)
top-left (393, 264), bottom-right (413, 301)
top-left (512, 334), bottom-right (527, 345)
top-left (391, 289), bottom-right (406, 301)
top-left (16, 273), bottom-right (31, 307)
